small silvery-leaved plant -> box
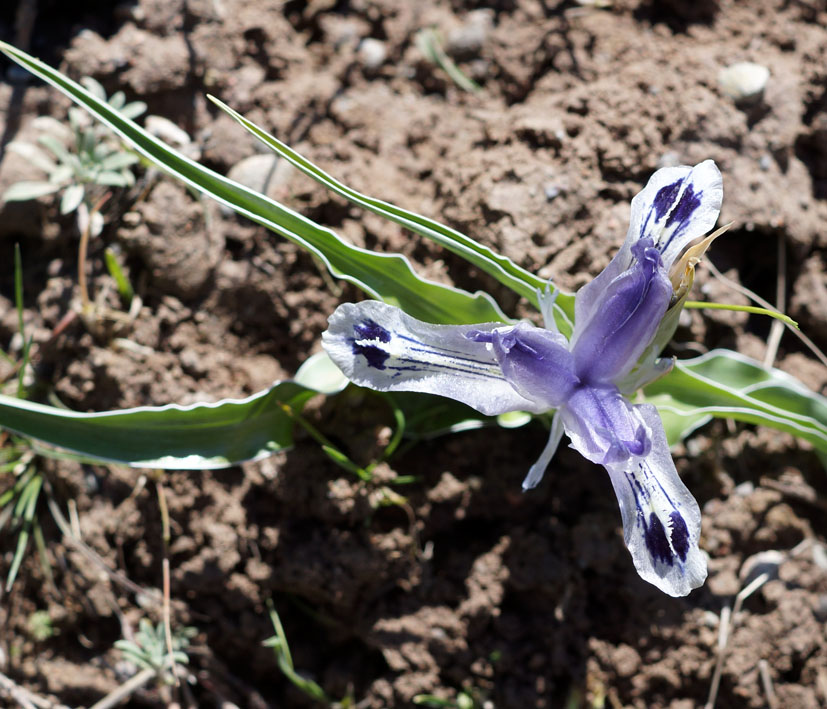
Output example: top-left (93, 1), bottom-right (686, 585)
top-left (323, 161), bottom-right (723, 597)
top-left (115, 618), bottom-right (194, 684)
top-left (2, 77), bottom-right (145, 316)
top-left (3, 76), bottom-right (144, 234)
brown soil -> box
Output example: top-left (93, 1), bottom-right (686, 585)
top-left (1, 0), bottom-right (827, 707)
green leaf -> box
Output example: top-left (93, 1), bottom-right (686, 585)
top-left (2, 180), bottom-right (60, 202)
top-left (37, 133), bottom-right (71, 164)
top-left (80, 76), bottom-right (107, 101)
top-left (95, 169), bottom-right (131, 187)
top-left (643, 349), bottom-right (827, 452)
top-left (49, 164), bottom-right (74, 185)
top-left (683, 301), bottom-right (798, 328)
top-left (59, 183), bottom-right (85, 214)
top-left (120, 100), bottom-right (148, 120)
top-left (0, 382), bottom-right (323, 469)
top-left (0, 40), bottom-right (505, 326)
top-left (208, 95), bottom-right (577, 329)
top-left (387, 391), bottom-right (489, 439)
top-left (292, 351), bottom-right (349, 395)
top-left (104, 247), bottom-right (134, 305)
top-left (497, 410), bottom-right (532, 429)
top-left (7, 141), bottom-right (57, 174)
top-left (99, 151), bottom-right (140, 171)
top-left (108, 90), bottom-right (126, 110)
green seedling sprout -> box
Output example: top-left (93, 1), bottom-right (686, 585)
top-left (415, 28), bottom-right (482, 94)
top-left (25, 609), bottom-right (56, 641)
top-left (0, 250), bottom-right (53, 591)
top-left (413, 688), bottom-right (487, 708)
top-left (264, 600), bottom-right (333, 705)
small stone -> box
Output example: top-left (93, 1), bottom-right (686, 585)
top-left (544, 184), bottom-right (561, 201)
top-left (733, 481), bottom-right (755, 497)
top-left (739, 549), bottom-right (784, 584)
top-left (357, 38), bottom-right (387, 70)
top-left (446, 10), bottom-right (494, 59)
top-left (814, 594), bottom-right (827, 622)
top-left (718, 61), bottom-right (770, 103)
top-left (225, 153), bottom-right (294, 206)
top-left (145, 115), bottom-right (199, 159)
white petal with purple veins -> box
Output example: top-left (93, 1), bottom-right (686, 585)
top-left (604, 404), bottom-right (707, 597)
top-left (575, 161), bottom-right (722, 327)
top-left (632, 160), bottom-right (723, 270)
top-left (322, 301), bottom-right (544, 415)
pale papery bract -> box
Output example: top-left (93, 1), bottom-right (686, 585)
top-left (322, 160), bottom-right (723, 597)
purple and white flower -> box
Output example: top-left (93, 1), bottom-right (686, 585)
top-left (322, 160), bottom-right (723, 596)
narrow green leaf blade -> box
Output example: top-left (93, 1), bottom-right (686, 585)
top-left (0, 41), bottom-right (505, 326)
top-left (208, 95), bottom-right (578, 327)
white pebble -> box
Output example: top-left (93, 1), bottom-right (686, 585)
top-left (718, 61), bottom-right (769, 102)
top-left (358, 38), bottom-right (387, 70)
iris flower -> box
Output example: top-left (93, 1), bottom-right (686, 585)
top-left (322, 161), bottom-right (723, 596)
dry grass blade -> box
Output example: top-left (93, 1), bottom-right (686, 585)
top-left (0, 670), bottom-right (69, 709)
top-left (86, 668), bottom-right (156, 709)
top-left (705, 572), bottom-right (770, 709)
top-left (759, 659), bottom-right (778, 709)
top-left (44, 482), bottom-right (158, 601)
top-left (762, 233), bottom-right (786, 368)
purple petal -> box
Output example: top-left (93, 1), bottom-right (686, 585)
top-left (322, 301), bottom-right (544, 415)
top-left (570, 239), bottom-right (672, 385)
top-left (560, 383), bottom-right (651, 465)
top-left (604, 404), bottom-right (707, 597)
top-left (471, 322), bottom-right (579, 409)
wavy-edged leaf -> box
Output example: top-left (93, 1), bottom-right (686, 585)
top-left (208, 95), bottom-right (578, 329)
top-left (0, 41), bottom-right (505, 326)
top-left (644, 349), bottom-right (827, 452)
top-left (0, 382), bottom-right (320, 469)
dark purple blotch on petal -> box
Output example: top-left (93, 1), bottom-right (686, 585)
top-left (658, 183), bottom-right (703, 255)
top-left (351, 342), bottom-right (389, 369)
top-left (669, 511), bottom-right (690, 562)
top-left (354, 319), bottom-right (391, 343)
top-left (666, 183), bottom-right (702, 229)
top-left (644, 512), bottom-right (674, 566)
top-left (653, 179), bottom-right (684, 220)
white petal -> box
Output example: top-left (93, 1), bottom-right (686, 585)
top-left (522, 413), bottom-right (563, 491)
top-left (322, 301), bottom-right (544, 416)
top-left (575, 160), bottom-right (722, 329)
top-left (604, 404), bottom-right (707, 597)
top-left (630, 160), bottom-right (723, 269)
